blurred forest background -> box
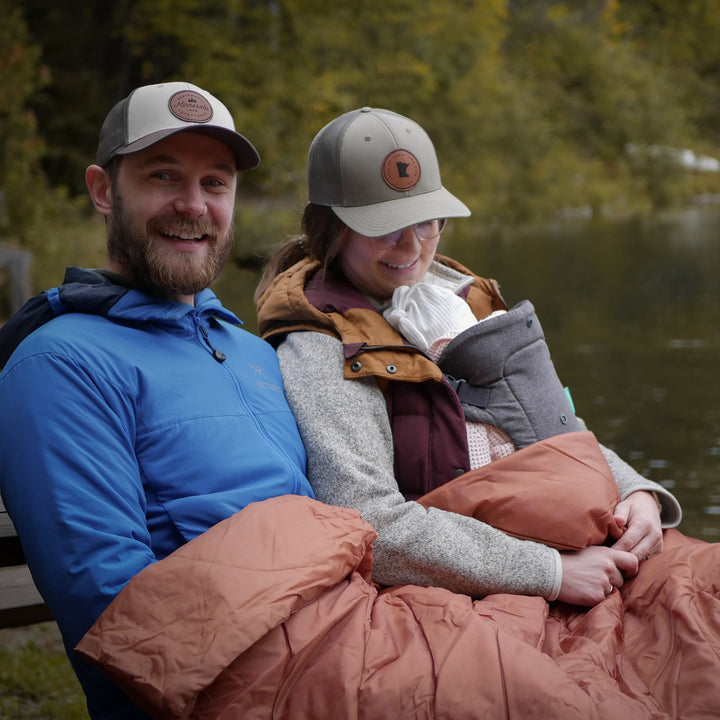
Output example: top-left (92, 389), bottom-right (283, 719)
top-left (3, 0), bottom-right (720, 316)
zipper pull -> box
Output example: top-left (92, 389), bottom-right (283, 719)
top-left (198, 323), bottom-right (226, 363)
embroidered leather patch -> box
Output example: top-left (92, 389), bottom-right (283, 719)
top-left (382, 150), bottom-right (421, 191)
top-left (168, 91), bottom-right (213, 123)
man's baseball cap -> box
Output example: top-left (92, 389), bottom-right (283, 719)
top-left (96, 81), bottom-right (260, 171)
top-left (308, 107), bottom-right (470, 237)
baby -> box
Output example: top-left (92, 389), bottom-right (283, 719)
top-left (383, 282), bottom-right (582, 467)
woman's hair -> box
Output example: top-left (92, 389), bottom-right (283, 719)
top-left (255, 203), bottom-right (347, 301)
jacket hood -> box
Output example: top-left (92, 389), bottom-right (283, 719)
top-left (0, 266), bottom-right (240, 369)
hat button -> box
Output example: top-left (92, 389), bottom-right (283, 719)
top-left (360, 106), bottom-right (372, 112)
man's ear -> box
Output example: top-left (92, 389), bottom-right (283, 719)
top-left (86, 164), bottom-right (113, 217)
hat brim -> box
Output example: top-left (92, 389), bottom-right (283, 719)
top-left (331, 186), bottom-right (470, 237)
top-left (115, 126), bottom-right (260, 172)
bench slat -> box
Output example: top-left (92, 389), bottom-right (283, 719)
top-left (1, 495), bottom-right (26, 567)
top-left (0, 566), bottom-right (53, 627)
top-left (0, 496), bottom-right (52, 627)
top-left (0, 494), bottom-right (17, 538)
top-left (0, 508), bottom-right (17, 539)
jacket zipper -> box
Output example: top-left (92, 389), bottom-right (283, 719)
top-left (195, 314), bottom-right (304, 495)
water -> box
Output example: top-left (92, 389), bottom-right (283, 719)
top-left (448, 206), bottom-right (720, 542)
top-left (217, 205), bottom-right (720, 542)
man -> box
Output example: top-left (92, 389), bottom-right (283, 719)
top-left (0, 82), bottom-right (314, 719)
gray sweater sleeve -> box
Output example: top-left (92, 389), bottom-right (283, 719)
top-left (276, 331), bottom-right (561, 599)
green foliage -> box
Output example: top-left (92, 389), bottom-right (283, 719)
top-left (231, 198), bottom-right (303, 264)
top-left (616, 0), bottom-right (720, 146)
top-left (0, 1), bottom-right (103, 297)
top-left (0, 0), bottom-right (47, 236)
top-left (4, 0), bottom-right (720, 299)
top-left (19, 1), bottom-right (130, 197)
top-left (24, 197), bottom-right (107, 292)
top-left (480, 0), bottom-right (696, 217)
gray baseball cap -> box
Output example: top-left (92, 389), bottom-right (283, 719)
top-left (96, 81), bottom-right (260, 171)
top-left (308, 107), bottom-right (470, 236)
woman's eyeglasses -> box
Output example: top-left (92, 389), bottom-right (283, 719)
top-left (369, 218), bottom-right (448, 251)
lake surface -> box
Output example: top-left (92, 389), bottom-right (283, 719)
top-left (217, 205), bottom-right (720, 542)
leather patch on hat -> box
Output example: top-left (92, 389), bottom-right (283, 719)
top-left (168, 91), bottom-right (213, 123)
top-left (382, 150), bottom-right (421, 191)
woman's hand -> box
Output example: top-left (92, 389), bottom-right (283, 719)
top-left (610, 491), bottom-right (663, 561)
top-left (558, 546), bottom-right (639, 606)
top-left (557, 491), bottom-right (663, 606)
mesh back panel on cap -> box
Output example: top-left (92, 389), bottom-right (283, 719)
top-left (96, 95), bottom-right (132, 166)
top-left (307, 109), bottom-right (361, 206)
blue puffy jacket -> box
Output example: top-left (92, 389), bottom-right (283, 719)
top-left (0, 267), bottom-right (313, 719)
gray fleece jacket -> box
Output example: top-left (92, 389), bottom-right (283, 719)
top-left (277, 329), bottom-right (681, 600)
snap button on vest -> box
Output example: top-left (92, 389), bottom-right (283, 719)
top-left (386, 365), bottom-right (398, 374)
top-left (560, 414), bottom-right (568, 424)
top-left (351, 361), bottom-right (362, 372)
top-left (454, 468), bottom-right (465, 478)
top-left (526, 316), bottom-right (534, 328)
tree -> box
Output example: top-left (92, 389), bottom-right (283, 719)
top-left (0, 0), bottom-right (47, 236)
top-left (616, 0), bottom-right (720, 145)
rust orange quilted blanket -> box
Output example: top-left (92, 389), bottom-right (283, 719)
top-left (76, 496), bottom-right (720, 719)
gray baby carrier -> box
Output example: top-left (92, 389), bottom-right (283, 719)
top-left (438, 299), bottom-right (582, 449)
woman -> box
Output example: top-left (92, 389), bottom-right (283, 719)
top-left (255, 107), bottom-right (681, 607)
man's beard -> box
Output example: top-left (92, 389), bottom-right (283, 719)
top-left (106, 196), bottom-right (234, 298)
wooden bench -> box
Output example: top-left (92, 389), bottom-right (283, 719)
top-left (0, 247), bottom-right (50, 628)
top-left (0, 496), bottom-right (53, 627)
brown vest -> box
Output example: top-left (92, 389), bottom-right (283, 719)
top-left (257, 257), bottom-right (507, 499)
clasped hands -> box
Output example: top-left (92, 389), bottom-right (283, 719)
top-left (558, 490), bottom-right (663, 607)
